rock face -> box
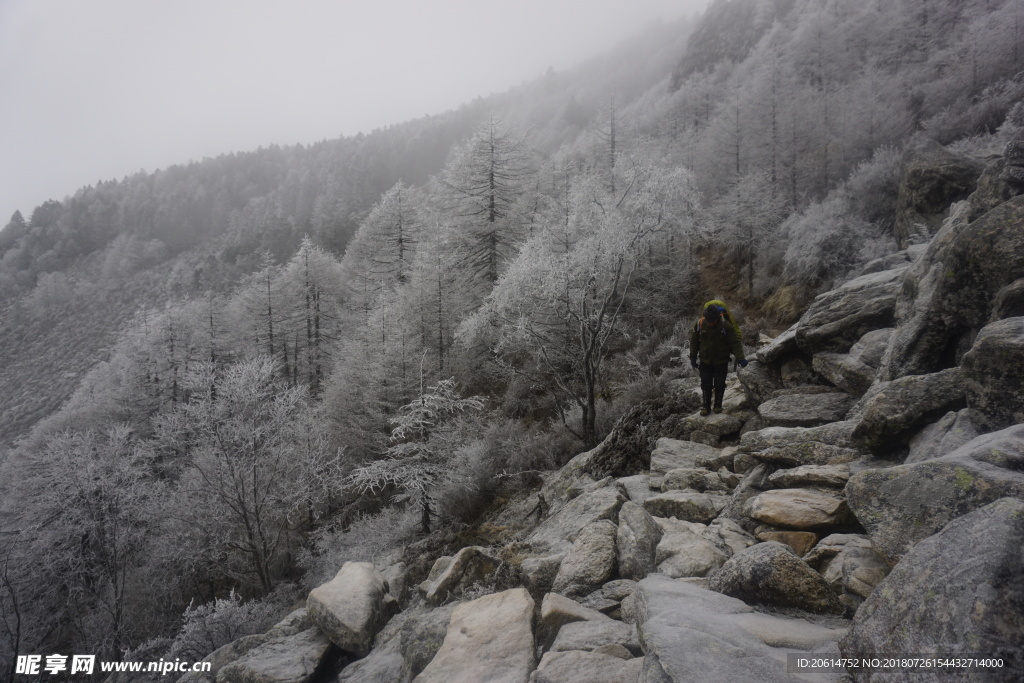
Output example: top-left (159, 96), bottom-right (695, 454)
top-left (850, 367), bottom-right (966, 452)
top-left (841, 499), bottom-right (1024, 682)
top-left (757, 392), bottom-right (852, 428)
top-left (906, 408), bottom-right (979, 463)
top-left (709, 541), bottom-right (846, 614)
top-left (794, 267), bottom-right (906, 355)
top-left (414, 588), bottom-right (535, 683)
top-left (846, 425), bottom-right (1024, 565)
top-left (307, 562), bottom-right (392, 656)
top-left (960, 317), bottom-right (1024, 429)
top-left (882, 195), bottom-right (1024, 380)
top-left (632, 574), bottom-right (847, 682)
top-left (216, 628), bottom-right (333, 683)
top-left (551, 520), bottom-right (618, 597)
top-left (616, 501), bottom-right (662, 580)
top-left (893, 138), bottom-right (981, 248)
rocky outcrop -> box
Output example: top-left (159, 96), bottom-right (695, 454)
top-left (794, 267), bottom-right (906, 355)
top-left (845, 425), bottom-right (1024, 564)
top-left (414, 588), bottom-right (535, 683)
top-left (893, 138), bottom-right (981, 248)
top-left (841, 499), bottom-right (1024, 682)
top-left (850, 367), bottom-right (966, 452)
top-left (960, 317), bottom-right (1024, 429)
top-left (307, 562), bottom-right (393, 657)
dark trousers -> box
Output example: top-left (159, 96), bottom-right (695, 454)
top-left (699, 362), bottom-right (729, 409)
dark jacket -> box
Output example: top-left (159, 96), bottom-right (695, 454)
top-left (689, 317), bottom-right (745, 366)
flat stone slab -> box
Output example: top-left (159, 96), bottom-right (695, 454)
top-left (217, 628), bottom-right (333, 683)
top-left (767, 464), bottom-right (851, 489)
top-left (632, 574), bottom-right (848, 682)
top-left (745, 489), bottom-right (851, 530)
top-left (758, 392), bottom-right (853, 428)
top-left (649, 438), bottom-right (720, 473)
top-left (641, 491), bottom-right (727, 524)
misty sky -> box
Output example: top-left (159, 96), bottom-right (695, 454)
top-left (0, 0), bottom-right (710, 225)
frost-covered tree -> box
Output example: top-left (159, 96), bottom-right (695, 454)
top-left (349, 379), bottom-right (483, 533)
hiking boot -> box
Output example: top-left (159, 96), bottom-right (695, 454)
top-left (700, 407), bottom-right (711, 416)
top-left (713, 406), bottom-right (724, 414)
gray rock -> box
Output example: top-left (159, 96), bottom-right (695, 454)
top-left (744, 489), bottom-right (851, 530)
top-left (757, 392), bottom-right (853, 428)
top-left (616, 502), bottom-right (663, 580)
top-left (539, 592), bottom-right (612, 645)
top-left (641, 491), bottom-right (727, 524)
top-left (337, 634), bottom-right (404, 683)
top-left (182, 634), bottom-right (270, 683)
top-left (216, 628), bottom-right (332, 683)
top-left (840, 498), bottom-right (1024, 682)
top-left (422, 546), bottom-right (499, 605)
top-left (649, 438), bottom-right (720, 473)
top-left (961, 317), bottom-right (1024, 429)
top-left (857, 252), bottom-right (912, 277)
top-left (549, 619), bottom-right (639, 654)
top-left (738, 359), bottom-right (786, 409)
top-left (654, 517), bottom-right (730, 578)
top-left (767, 464), bottom-right (850, 489)
top-left (526, 486), bottom-right (626, 553)
top-left (795, 267), bottom-right (906, 355)
top-left (803, 533), bottom-right (872, 572)
top-left (632, 575), bottom-right (847, 682)
top-left (399, 603), bottom-right (458, 679)
top-left (616, 474), bottom-right (657, 504)
top-left (893, 137), bottom-right (981, 248)
top-left (308, 562), bottom-right (392, 656)
top-left (969, 157), bottom-right (1022, 220)
top-left (755, 530), bottom-right (818, 557)
top-left (520, 553), bottom-right (566, 598)
top-left (414, 588), bottom-right (535, 683)
top-left (530, 651), bottom-right (643, 683)
top-left (850, 368), bottom-right (966, 452)
top-left (681, 412), bottom-right (743, 437)
top-left (845, 425), bottom-right (1024, 564)
top-left (696, 446), bottom-right (736, 471)
top-left (882, 195), bottom-right (1024, 380)
top-left (739, 421), bottom-right (857, 452)
top-left (991, 278), bottom-right (1024, 320)
top-left (812, 352), bottom-right (877, 396)
top-left (906, 408), bottom-right (980, 463)
top-left (709, 542), bottom-right (845, 614)
top-left (755, 323), bottom-right (799, 364)
top-left (601, 579), bottom-right (637, 601)
top-left (707, 518), bottom-right (757, 556)
top-left (752, 442), bottom-right (861, 467)
top-left (552, 520), bottom-right (618, 598)
top-left (661, 467), bottom-right (726, 493)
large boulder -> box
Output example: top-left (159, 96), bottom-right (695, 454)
top-left (960, 317), bottom-right (1024, 429)
top-left (709, 541), bottom-right (845, 614)
top-left (740, 421), bottom-right (857, 453)
top-left (991, 277), bottom-right (1024, 320)
top-left (616, 501), bottom-right (662, 580)
top-left (216, 628), bottom-right (333, 683)
top-left (654, 517), bottom-right (730, 578)
top-left (906, 408), bottom-right (980, 463)
top-left (631, 575), bottom-right (847, 682)
top-left (850, 367), bottom-right (966, 453)
top-left (641, 491), bottom-right (727, 524)
top-left (526, 485), bottom-right (625, 553)
top-left (738, 360), bottom-right (786, 408)
top-left (840, 499), bottom-right (1024, 682)
top-left (744, 489), bottom-right (852, 530)
top-left (414, 588), bottom-right (535, 683)
top-left (882, 195), bottom-right (1024, 379)
top-left (307, 562), bottom-right (392, 656)
top-left (661, 467), bottom-right (726, 493)
top-left (845, 425), bottom-right (1024, 565)
top-left (336, 635), bottom-right (404, 683)
top-left (794, 266), bottom-right (906, 355)
top-left (892, 137), bottom-right (981, 248)
top-left (548, 619), bottom-right (639, 655)
top-left (812, 328), bottom-right (893, 396)
top-left (551, 520), bottom-right (618, 598)
top-left (757, 392), bottom-right (853, 428)
top-left (538, 592), bottom-right (612, 646)
top-left (649, 438), bottom-right (720, 473)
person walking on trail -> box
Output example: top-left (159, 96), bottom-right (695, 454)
top-left (689, 302), bottom-right (747, 416)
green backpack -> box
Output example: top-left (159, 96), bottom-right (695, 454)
top-left (701, 300), bottom-right (743, 344)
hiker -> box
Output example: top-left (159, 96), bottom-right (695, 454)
top-left (689, 301), bottom-right (747, 416)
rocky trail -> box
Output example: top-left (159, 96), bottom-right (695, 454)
top-left (170, 139), bottom-right (1024, 682)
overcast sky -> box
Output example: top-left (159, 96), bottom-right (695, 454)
top-left (0, 0), bottom-right (710, 224)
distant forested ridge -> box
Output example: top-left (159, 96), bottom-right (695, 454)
top-left (2, 0), bottom-right (1023, 671)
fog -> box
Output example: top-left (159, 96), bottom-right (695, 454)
top-left (0, 0), bottom-right (710, 224)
